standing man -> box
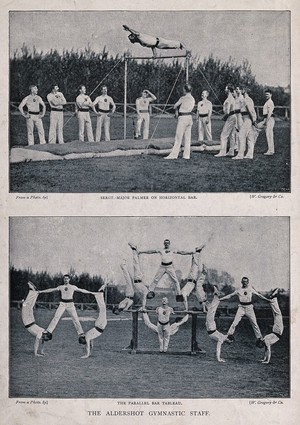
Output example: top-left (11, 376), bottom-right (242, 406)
top-left (219, 276), bottom-right (269, 344)
top-left (232, 87), bottom-right (257, 160)
top-left (76, 85), bottom-right (97, 142)
top-left (93, 86), bottom-right (116, 142)
top-left (22, 282), bottom-right (48, 356)
top-left (138, 239), bottom-right (196, 301)
top-left (39, 274), bottom-right (93, 343)
top-left (18, 84), bottom-right (46, 145)
top-left (196, 90), bottom-right (213, 143)
top-left (256, 89), bottom-right (275, 155)
top-left (135, 89), bottom-right (157, 139)
top-left (227, 85), bottom-right (244, 156)
top-left (164, 83), bottom-right (195, 160)
top-left (81, 283), bottom-right (108, 359)
top-left (47, 84), bottom-right (67, 144)
top-left (214, 84), bottom-right (236, 157)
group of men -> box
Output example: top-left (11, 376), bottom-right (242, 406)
top-left (22, 238), bottom-right (284, 363)
top-left (163, 83), bottom-right (275, 160)
top-left (18, 84), bottom-right (116, 145)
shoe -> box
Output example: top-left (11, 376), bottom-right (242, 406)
top-left (232, 155), bottom-right (243, 160)
top-left (264, 152), bottom-right (274, 156)
top-left (226, 150), bottom-right (235, 157)
top-left (176, 294), bottom-right (184, 302)
top-left (182, 157), bottom-right (190, 160)
top-left (27, 281), bottom-right (37, 291)
top-left (244, 155), bottom-right (253, 159)
top-left (78, 334), bottom-right (86, 345)
top-left (98, 282), bottom-right (107, 293)
top-left (213, 285), bottom-right (221, 296)
top-left (256, 338), bottom-right (265, 348)
top-left (128, 242), bottom-right (137, 250)
top-left (42, 331), bottom-right (52, 341)
top-left (164, 156), bottom-right (177, 160)
top-left (269, 288), bottom-right (279, 299)
top-left (227, 334), bottom-right (235, 342)
top-left (112, 306), bottom-right (120, 315)
top-left (199, 144), bottom-right (207, 151)
top-left (146, 291), bottom-right (155, 299)
top-left (214, 153), bottom-right (226, 157)
top-left (195, 244), bottom-right (205, 252)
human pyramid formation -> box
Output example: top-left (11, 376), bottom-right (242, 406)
top-left (22, 239), bottom-right (283, 362)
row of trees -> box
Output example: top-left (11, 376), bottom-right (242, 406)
top-left (10, 265), bottom-right (235, 304)
top-left (10, 44), bottom-right (290, 107)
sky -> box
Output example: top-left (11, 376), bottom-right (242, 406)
top-left (10, 217), bottom-right (289, 291)
top-left (9, 10), bottom-right (290, 87)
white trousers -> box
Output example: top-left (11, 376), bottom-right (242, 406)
top-left (198, 117), bottom-right (212, 142)
top-left (237, 117), bottom-right (256, 158)
top-left (136, 113), bottom-right (150, 139)
top-left (265, 117), bottom-right (275, 153)
top-left (96, 113), bottom-right (111, 142)
top-left (149, 264), bottom-right (181, 295)
top-left (78, 111), bottom-right (94, 142)
top-left (168, 115), bottom-right (193, 159)
top-left (228, 304), bottom-right (262, 339)
top-left (26, 115), bottom-right (46, 145)
top-left (218, 115), bottom-right (236, 155)
top-left (85, 292), bottom-right (107, 342)
top-left (157, 322), bottom-right (171, 351)
top-left (47, 302), bottom-right (84, 335)
top-left (48, 111), bottom-right (64, 144)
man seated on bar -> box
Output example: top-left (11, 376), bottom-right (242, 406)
top-left (123, 25), bottom-right (186, 57)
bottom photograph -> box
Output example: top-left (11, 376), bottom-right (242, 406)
top-left (9, 216), bottom-right (290, 399)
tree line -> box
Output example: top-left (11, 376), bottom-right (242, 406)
top-left (10, 45), bottom-right (290, 107)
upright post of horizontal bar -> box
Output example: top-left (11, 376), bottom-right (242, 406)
top-left (131, 310), bottom-right (139, 354)
top-left (124, 58), bottom-right (128, 140)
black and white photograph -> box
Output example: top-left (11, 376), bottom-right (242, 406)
top-left (9, 216), bottom-right (290, 399)
top-left (9, 9), bottom-right (290, 193)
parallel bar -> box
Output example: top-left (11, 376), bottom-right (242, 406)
top-left (125, 54), bottom-right (188, 60)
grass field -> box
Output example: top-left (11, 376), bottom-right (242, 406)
top-left (9, 114), bottom-right (290, 192)
top-left (9, 308), bottom-right (290, 399)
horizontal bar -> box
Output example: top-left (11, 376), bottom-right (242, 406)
top-left (125, 54), bottom-right (188, 60)
top-left (120, 308), bottom-right (205, 315)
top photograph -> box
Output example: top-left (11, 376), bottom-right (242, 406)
top-left (9, 10), bottom-right (290, 193)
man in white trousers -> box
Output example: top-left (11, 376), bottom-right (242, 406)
top-left (18, 84), bottom-right (47, 145)
top-left (232, 87), bottom-right (257, 160)
top-left (143, 297), bottom-right (188, 352)
top-left (164, 83), bottom-right (195, 160)
top-left (93, 86), bottom-right (116, 142)
top-left (76, 85), bottom-right (97, 142)
top-left (255, 89), bottom-right (275, 155)
top-left (81, 283), bottom-right (108, 358)
top-left (227, 85), bottom-right (244, 156)
top-left (123, 25), bottom-right (186, 57)
top-left (40, 274), bottom-right (93, 344)
top-left (219, 276), bottom-right (269, 344)
top-left (181, 245), bottom-right (207, 311)
top-left (47, 84), bottom-right (67, 144)
top-left (196, 90), bottom-right (213, 143)
top-left (206, 286), bottom-right (233, 362)
top-left (22, 282), bottom-right (48, 356)
top-left (138, 239), bottom-right (196, 301)
top-left (214, 84), bottom-right (236, 157)
top-left (135, 89), bottom-right (157, 139)
top-left (257, 288), bottom-right (284, 364)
